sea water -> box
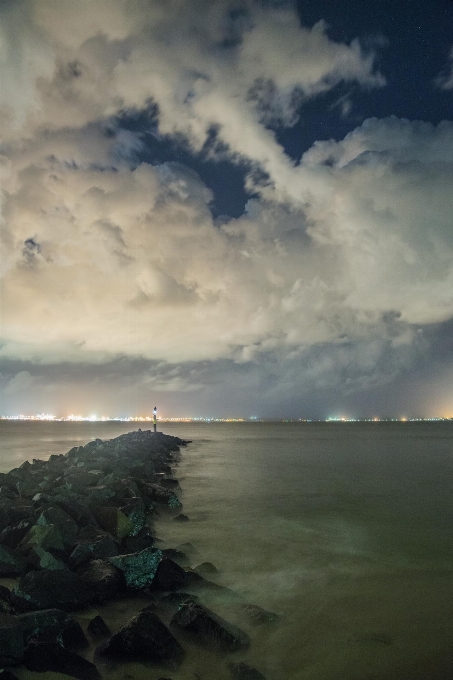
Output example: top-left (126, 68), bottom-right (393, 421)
top-left (1, 421), bottom-right (452, 680)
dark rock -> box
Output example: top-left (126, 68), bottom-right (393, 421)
top-left (119, 497), bottom-right (147, 537)
top-left (69, 533), bottom-right (118, 568)
top-left (19, 608), bottom-right (87, 648)
top-left (0, 545), bottom-right (28, 576)
top-left (0, 585), bottom-right (14, 613)
top-left (18, 523), bottom-right (65, 554)
top-left (120, 526), bottom-right (155, 553)
top-left (173, 513), bottom-right (189, 522)
top-left (93, 507), bottom-right (133, 540)
top-left (108, 547), bottom-right (162, 590)
top-left (194, 561), bottom-right (219, 576)
top-left (87, 615), bottom-right (110, 640)
top-left (0, 670), bottom-right (20, 680)
top-left (140, 483), bottom-right (181, 509)
top-left (37, 506), bottom-right (79, 548)
top-left (171, 601), bottom-right (250, 652)
top-left (0, 613), bottom-right (24, 666)
top-left (161, 548), bottom-right (190, 567)
top-left (228, 662), bottom-right (267, 680)
top-left (0, 521), bottom-right (32, 549)
top-left (240, 603), bottom-right (279, 625)
top-left (160, 478), bottom-right (180, 489)
top-left (152, 558), bottom-right (187, 591)
top-left (86, 485), bottom-right (116, 504)
top-left (56, 499), bottom-right (99, 529)
top-left (12, 568), bottom-right (94, 612)
top-left (27, 545), bottom-right (68, 571)
top-left (24, 640), bottom-right (101, 680)
top-left (97, 610), bottom-right (184, 665)
top-left (159, 592), bottom-right (199, 608)
top-left (77, 559), bottom-right (122, 602)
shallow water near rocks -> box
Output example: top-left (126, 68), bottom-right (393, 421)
top-left (1, 421), bottom-right (453, 680)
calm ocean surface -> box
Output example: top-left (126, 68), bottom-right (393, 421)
top-left (1, 421), bottom-right (452, 680)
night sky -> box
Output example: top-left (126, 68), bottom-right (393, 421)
top-left (1, 0), bottom-right (452, 419)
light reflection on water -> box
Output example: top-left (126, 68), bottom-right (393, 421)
top-left (2, 421), bottom-right (453, 680)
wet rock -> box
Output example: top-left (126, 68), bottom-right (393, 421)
top-left (24, 640), bottom-right (101, 680)
top-left (87, 615), bottom-right (110, 640)
top-left (119, 497), bottom-right (147, 537)
top-left (0, 544), bottom-right (28, 576)
top-left (160, 478), bottom-right (180, 490)
top-left (97, 610), bottom-right (184, 666)
top-left (171, 601), bottom-right (250, 652)
top-left (108, 547), bottom-right (163, 590)
top-left (194, 562), bottom-right (219, 576)
top-left (27, 545), bottom-right (68, 571)
top-left (0, 613), bottom-right (24, 666)
top-left (0, 670), bottom-right (20, 680)
top-left (56, 499), bottom-right (99, 529)
top-left (12, 568), bottom-right (94, 612)
top-left (63, 472), bottom-right (99, 488)
top-left (159, 592), bottom-right (199, 609)
top-left (173, 513), bottom-right (189, 522)
top-left (93, 507), bottom-right (133, 540)
top-left (120, 526), bottom-right (155, 553)
top-left (19, 523), bottom-right (65, 554)
top-left (140, 483), bottom-right (181, 509)
top-left (36, 506), bottom-right (79, 548)
top-left (240, 604), bottom-right (279, 624)
top-left (0, 585), bottom-right (15, 613)
top-left (86, 485), bottom-right (116, 504)
top-left (69, 533), bottom-right (118, 568)
top-left (161, 548), bottom-right (190, 567)
top-left (152, 558), bottom-right (187, 591)
top-left (77, 559), bottom-right (122, 602)
top-left (19, 608), bottom-right (88, 648)
top-left (228, 662), bottom-right (267, 680)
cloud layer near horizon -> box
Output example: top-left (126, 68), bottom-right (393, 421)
top-left (1, 0), bottom-right (452, 415)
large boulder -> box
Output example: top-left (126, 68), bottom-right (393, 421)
top-left (0, 545), bottom-right (28, 577)
top-left (0, 614), bottom-right (24, 666)
top-left (69, 532), bottom-right (118, 568)
top-left (24, 640), bottom-right (101, 680)
top-left (97, 610), bottom-right (184, 665)
top-left (93, 507), bottom-right (133, 540)
top-left (228, 662), bottom-right (267, 680)
top-left (87, 615), bottom-right (110, 641)
top-left (171, 601), bottom-right (250, 652)
top-left (108, 547), bottom-right (163, 590)
top-left (140, 483), bottom-right (181, 509)
top-left (152, 558), bottom-right (187, 591)
top-left (77, 559), bottom-right (122, 603)
top-left (12, 569), bottom-right (94, 612)
top-left (18, 608), bottom-right (87, 648)
top-left (36, 506), bottom-right (79, 548)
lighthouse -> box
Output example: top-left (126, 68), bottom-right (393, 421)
top-left (153, 406), bottom-right (157, 433)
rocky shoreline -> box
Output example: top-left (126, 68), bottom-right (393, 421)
top-left (0, 430), bottom-right (274, 680)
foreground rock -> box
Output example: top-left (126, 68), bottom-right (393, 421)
top-left (171, 601), bottom-right (250, 652)
top-left (97, 610), bottom-right (184, 666)
top-left (12, 569), bottom-right (94, 612)
top-left (24, 640), bottom-right (101, 680)
top-left (108, 547), bottom-right (163, 590)
top-left (229, 662), bottom-right (267, 680)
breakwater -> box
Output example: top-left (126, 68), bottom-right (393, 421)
top-left (0, 429), bottom-right (273, 680)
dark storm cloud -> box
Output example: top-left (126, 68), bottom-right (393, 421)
top-left (0, 0), bottom-right (452, 416)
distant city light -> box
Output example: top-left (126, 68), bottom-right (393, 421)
top-left (0, 414), bottom-right (451, 423)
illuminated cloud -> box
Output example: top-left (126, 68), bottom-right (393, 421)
top-left (0, 0), bottom-right (452, 416)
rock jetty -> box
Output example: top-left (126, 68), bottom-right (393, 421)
top-left (0, 429), bottom-right (272, 679)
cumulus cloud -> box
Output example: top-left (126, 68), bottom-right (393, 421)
top-left (1, 0), bottom-right (452, 414)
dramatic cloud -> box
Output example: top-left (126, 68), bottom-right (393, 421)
top-left (0, 0), bottom-right (452, 415)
